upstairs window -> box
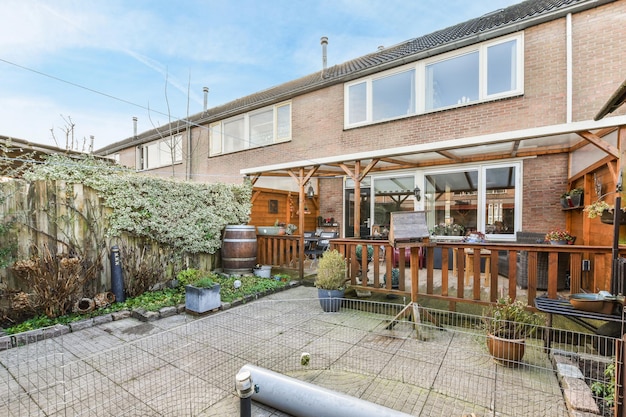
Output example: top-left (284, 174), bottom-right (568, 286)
top-left (487, 39), bottom-right (518, 95)
top-left (372, 69), bottom-right (415, 121)
top-left (137, 135), bottom-right (182, 170)
top-left (210, 102), bottom-right (291, 156)
top-left (425, 52), bottom-right (479, 110)
top-left (345, 34), bottom-right (523, 127)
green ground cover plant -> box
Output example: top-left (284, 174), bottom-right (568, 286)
top-left (4, 271), bottom-right (293, 335)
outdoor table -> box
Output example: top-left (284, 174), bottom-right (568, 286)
top-left (535, 295), bottom-right (624, 348)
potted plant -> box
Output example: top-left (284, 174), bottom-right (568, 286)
top-left (560, 188), bottom-right (583, 208)
top-left (584, 200), bottom-right (611, 219)
top-left (432, 223), bottom-right (448, 236)
top-left (178, 269), bottom-right (221, 314)
top-left (355, 244), bottom-right (373, 261)
top-left (450, 223), bottom-right (465, 236)
top-left (561, 188), bottom-right (585, 208)
top-left (559, 191), bottom-right (570, 208)
top-left (383, 267), bottom-right (400, 289)
top-left (584, 200), bottom-right (626, 224)
top-left (315, 249), bottom-right (347, 312)
top-left (253, 264), bottom-right (272, 278)
top-left (481, 297), bottom-right (544, 366)
top-left (568, 188), bottom-right (584, 207)
top-left (544, 229), bottom-right (575, 245)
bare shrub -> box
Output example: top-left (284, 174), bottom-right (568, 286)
top-left (11, 245), bottom-right (97, 318)
top-left (119, 243), bottom-right (171, 297)
top-left (0, 291), bottom-right (36, 327)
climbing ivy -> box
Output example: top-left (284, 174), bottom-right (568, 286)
top-left (23, 154), bottom-right (252, 255)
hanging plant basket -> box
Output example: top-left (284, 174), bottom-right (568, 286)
top-left (600, 210), bottom-right (626, 225)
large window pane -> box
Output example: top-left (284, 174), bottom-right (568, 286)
top-left (373, 176), bottom-right (415, 228)
top-left (276, 104), bottom-right (291, 140)
top-left (372, 69), bottom-right (415, 121)
top-left (425, 170), bottom-right (478, 236)
top-left (348, 82), bottom-right (367, 124)
top-left (158, 141), bottom-right (171, 165)
top-left (209, 123), bottom-right (222, 155)
top-left (224, 117), bottom-right (245, 153)
top-left (485, 166), bottom-right (515, 235)
top-left (425, 52), bottom-right (479, 111)
top-left (487, 40), bottom-right (517, 95)
top-left (249, 109), bottom-right (273, 146)
top-left (146, 142), bottom-right (159, 169)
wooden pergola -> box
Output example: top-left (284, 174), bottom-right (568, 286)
top-left (243, 116), bottom-right (626, 279)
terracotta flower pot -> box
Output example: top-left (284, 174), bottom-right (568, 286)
top-left (486, 334), bottom-right (526, 366)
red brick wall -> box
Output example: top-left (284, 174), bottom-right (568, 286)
top-left (319, 177), bottom-right (344, 234)
top-left (522, 154), bottom-right (569, 233)
top-left (571, 1), bottom-right (626, 120)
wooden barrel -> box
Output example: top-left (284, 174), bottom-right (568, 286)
top-left (222, 225), bottom-right (258, 274)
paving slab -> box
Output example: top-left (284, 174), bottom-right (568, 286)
top-left (0, 285), bottom-right (574, 416)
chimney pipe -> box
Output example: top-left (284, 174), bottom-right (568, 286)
top-left (320, 37), bottom-right (328, 72)
top-left (203, 87), bottom-right (209, 112)
top-left (132, 117), bottom-right (137, 139)
top-left (89, 135), bottom-right (94, 153)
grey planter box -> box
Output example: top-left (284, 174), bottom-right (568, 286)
top-left (185, 284), bottom-right (221, 314)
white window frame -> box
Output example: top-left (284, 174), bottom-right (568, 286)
top-left (137, 134), bottom-right (183, 170)
top-left (210, 101), bottom-right (291, 156)
top-left (421, 161), bottom-right (522, 241)
top-left (345, 33), bottom-right (524, 128)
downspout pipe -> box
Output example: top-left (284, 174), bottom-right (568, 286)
top-left (239, 364), bottom-right (414, 417)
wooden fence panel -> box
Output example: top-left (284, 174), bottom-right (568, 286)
top-left (0, 179), bottom-right (215, 295)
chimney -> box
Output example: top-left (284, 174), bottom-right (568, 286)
top-left (203, 87), bottom-right (209, 112)
top-left (89, 135), bottom-right (94, 153)
top-left (133, 117), bottom-right (138, 139)
top-left (320, 37), bottom-right (328, 72)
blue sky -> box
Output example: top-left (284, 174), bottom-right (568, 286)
top-left (0, 0), bottom-right (519, 151)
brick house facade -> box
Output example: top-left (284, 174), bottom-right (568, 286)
top-left (97, 0), bottom-right (626, 245)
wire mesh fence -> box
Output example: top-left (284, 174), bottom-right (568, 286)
top-left (0, 289), bottom-right (620, 416)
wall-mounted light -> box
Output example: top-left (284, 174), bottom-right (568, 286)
top-left (307, 182), bottom-right (315, 199)
top-left (413, 186), bottom-right (421, 201)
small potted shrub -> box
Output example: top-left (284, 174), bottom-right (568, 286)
top-left (315, 249), bottom-right (347, 312)
top-left (179, 269), bottom-right (221, 314)
top-left (481, 297), bottom-right (544, 366)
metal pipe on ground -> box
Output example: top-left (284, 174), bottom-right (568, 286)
top-left (239, 364), bottom-right (413, 417)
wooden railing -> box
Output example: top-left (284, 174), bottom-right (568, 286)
top-left (256, 235), bottom-right (301, 268)
top-left (257, 235), bottom-right (626, 308)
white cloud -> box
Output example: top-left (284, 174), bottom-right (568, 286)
top-left (0, 0), bottom-right (521, 149)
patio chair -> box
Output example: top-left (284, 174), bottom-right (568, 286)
top-left (303, 231), bottom-right (316, 259)
top-left (307, 231), bottom-right (337, 261)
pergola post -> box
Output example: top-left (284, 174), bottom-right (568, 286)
top-left (288, 167), bottom-right (318, 278)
